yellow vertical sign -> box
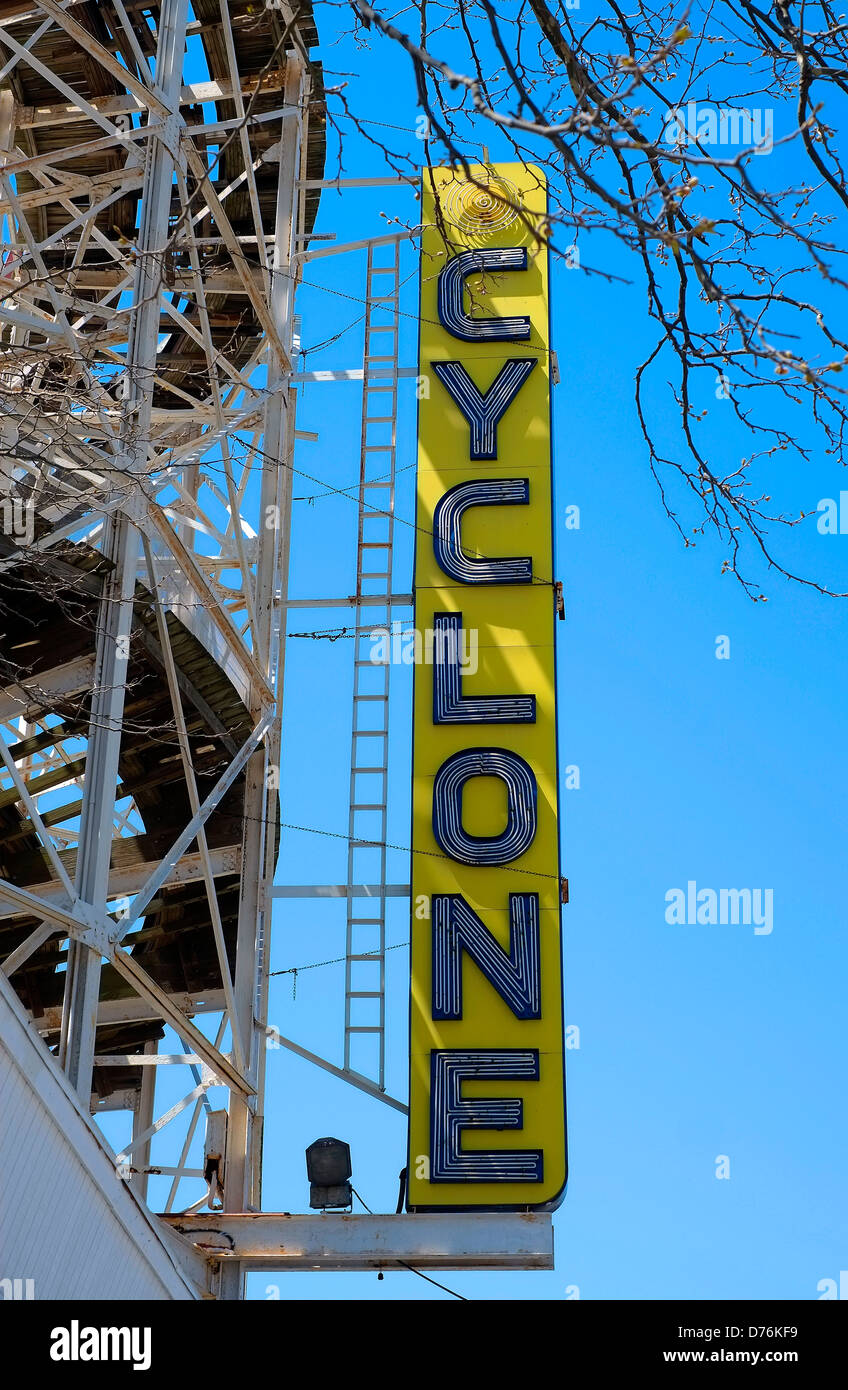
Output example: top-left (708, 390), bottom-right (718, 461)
top-left (408, 165), bottom-right (567, 1211)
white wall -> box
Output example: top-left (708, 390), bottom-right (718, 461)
top-left (0, 971), bottom-right (205, 1300)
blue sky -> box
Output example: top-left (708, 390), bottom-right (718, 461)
top-left (101, 4), bottom-right (848, 1299)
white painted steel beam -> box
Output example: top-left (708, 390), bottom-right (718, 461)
top-left (285, 594), bottom-right (413, 608)
top-left (271, 883), bottom-right (410, 898)
top-left (298, 230), bottom-right (415, 262)
top-left (269, 1030), bottom-right (408, 1114)
top-left (160, 1213), bottom-right (555, 1271)
top-left (297, 177), bottom-right (417, 190)
top-left (291, 367), bottom-right (417, 383)
top-left (219, 52), bottom-right (306, 1301)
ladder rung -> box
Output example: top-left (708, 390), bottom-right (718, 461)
top-left (346, 1026), bottom-right (383, 1033)
top-left (352, 766), bottom-right (383, 773)
top-left (347, 991), bottom-right (383, 999)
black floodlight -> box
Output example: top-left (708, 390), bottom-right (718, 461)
top-left (306, 1136), bottom-right (352, 1210)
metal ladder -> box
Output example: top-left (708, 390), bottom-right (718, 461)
top-left (343, 240), bottom-right (400, 1088)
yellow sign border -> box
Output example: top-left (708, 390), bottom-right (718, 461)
top-left (407, 164), bottom-right (567, 1211)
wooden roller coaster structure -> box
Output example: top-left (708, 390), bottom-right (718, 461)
top-left (0, 0), bottom-right (325, 1297)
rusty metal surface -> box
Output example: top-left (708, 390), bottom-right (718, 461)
top-left (161, 1210), bottom-right (556, 1271)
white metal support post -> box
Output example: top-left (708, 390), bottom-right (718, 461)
top-left (218, 53), bottom-right (306, 1301)
top-left (58, 0), bottom-right (190, 1099)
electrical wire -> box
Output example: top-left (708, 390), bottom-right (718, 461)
top-left (350, 1185), bottom-right (468, 1301)
top-left (270, 941), bottom-right (408, 999)
top-left (276, 816), bottom-right (562, 886)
